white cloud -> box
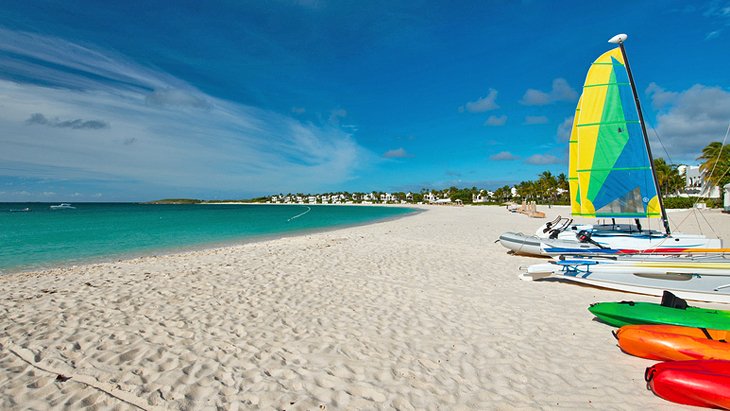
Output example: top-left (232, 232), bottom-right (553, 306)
top-left (646, 83), bottom-right (679, 109)
top-left (646, 84), bottom-right (730, 162)
top-left (557, 116), bottom-right (574, 141)
top-left (520, 89), bottom-right (550, 106)
top-left (0, 29), bottom-right (374, 197)
top-left (525, 154), bottom-right (562, 165)
top-left (383, 148), bottom-right (411, 158)
top-left (524, 115), bottom-right (548, 125)
top-left (520, 78), bottom-right (578, 106)
top-left (460, 89), bottom-right (499, 113)
top-left (489, 151), bottom-right (518, 161)
top-left (484, 115), bottom-right (507, 126)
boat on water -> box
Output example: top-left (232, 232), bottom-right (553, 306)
top-left (498, 34), bottom-right (722, 257)
top-left (9, 207), bottom-right (31, 212)
top-left (49, 203), bottom-right (75, 209)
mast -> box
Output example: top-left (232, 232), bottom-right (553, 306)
top-left (608, 34), bottom-right (671, 235)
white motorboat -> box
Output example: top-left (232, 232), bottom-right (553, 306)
top-left (50, 203), bottom-right (75, 209)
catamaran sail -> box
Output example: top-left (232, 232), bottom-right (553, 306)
top-left (572, 46), bottom-right (661, 221)
top-left (499, 34), bottom-right (722, 256)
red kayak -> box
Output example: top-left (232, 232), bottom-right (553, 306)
top-left (645, 360), bottom-right (730, 409)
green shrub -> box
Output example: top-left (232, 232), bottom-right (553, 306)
top-left (662, 197), bottom-right (720, 209)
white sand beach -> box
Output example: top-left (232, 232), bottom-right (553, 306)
top-left (2, 205), bottom-right (728, 410)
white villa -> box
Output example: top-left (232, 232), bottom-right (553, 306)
top-left (472, 190), bottom-right (492, 203)
top-left (423, 192), bottom-right (437, 203)
top-left (677, 165), bottom-right (720, 198)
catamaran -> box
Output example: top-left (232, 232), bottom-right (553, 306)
top-left (522, 254), bottom-right (730, 303)
top-left (499, 34), bottom-right (722, 256)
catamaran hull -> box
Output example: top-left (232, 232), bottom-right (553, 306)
top-left (541, 235), bottom-right (722, 256)
top-left (498, 232), bottom-right (544, 256)
top-left (522, 262), bottom-right (730, 303)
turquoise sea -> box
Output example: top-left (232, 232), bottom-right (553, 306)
top-left (0, 203), bottom-right (417, 273)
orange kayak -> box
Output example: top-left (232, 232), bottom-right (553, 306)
top-left (616, 324), bottom-right (730, 361)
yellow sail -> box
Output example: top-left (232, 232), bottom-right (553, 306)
top-left (573, 47), bottom-right (660, 218)
top-left (568, 95), bottom-right (581, 215)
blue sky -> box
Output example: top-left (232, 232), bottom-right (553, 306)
top-left (1, 0), bottom-right (730, 201)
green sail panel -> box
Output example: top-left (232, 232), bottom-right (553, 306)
top-left (575, 47), bottom-right (661, 218)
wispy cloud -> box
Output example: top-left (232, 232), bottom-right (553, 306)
top-left (460, 88), bottom-right (499, 113)
top-left (0, 29), bottom-right (373, 198)
top-left (329, 108), bottom-right (347, 125)
top-left (524, 115), bottom-right (548, 125)
top-left (25, 113), bottom-right (109, 130)
top-left (525, 154), bottom-right (561, 165)
top-left (383, 148), bottom-right (411, 158)
top-left (145, 89), bottom-right (210, 109)
top-left (484, 115), bottom-right (507, 126)
top-left (557, 116), bottom-right (573, 141)
top-left (520, 78), bottom-right (578, 106)
top-left (489, 151), bottom-right (519, 161)
top-left (705, 29), bottom-right (722, 40)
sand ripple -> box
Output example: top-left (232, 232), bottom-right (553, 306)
top-left (3, 206), bottom-right (722, 409)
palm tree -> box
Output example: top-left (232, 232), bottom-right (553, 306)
top-left (698, 142), bottom-right (730, 189)
top-left (537, 171), bottom-right (558, 204)
top-left (556, 172), bottom-right (569, 202)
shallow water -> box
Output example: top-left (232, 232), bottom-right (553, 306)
top-left (0, 203), bottom-right (416, 273)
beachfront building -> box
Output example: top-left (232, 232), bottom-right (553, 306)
top-left (380, 193), bottom-right (399, 203)
top-left (406, 192), bottom-right (413, 201)
top-left (270, 195), bottom-right (279, 203)
top-left (677, 165), bottom-right (720, 198)
top-left (472, 190), bottom-right (491, 203)
top-left (423, 192), bottom-right (437, 203)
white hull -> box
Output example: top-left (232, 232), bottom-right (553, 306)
top-left (522, 259), bottom-right (730, 303)
top-left (540, 233), bottom-right (722, 255)
top-left (498, 232), bottom-right (544, 256)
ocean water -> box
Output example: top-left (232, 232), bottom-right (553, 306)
top-left (0, 203), bottom-right (417, 273)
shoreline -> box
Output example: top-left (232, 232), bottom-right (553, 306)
top-left (0, 205), bottom-right (425, 277)
top-left (2, 205), bottom-right (727, 409)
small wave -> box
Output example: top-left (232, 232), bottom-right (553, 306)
top-left (287, 206), bottom-right (311, 222)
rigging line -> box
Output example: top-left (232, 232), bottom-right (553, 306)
top-left (650, 127), bottom-right (674, 165)
top-left (693, 206), bottom-right (703, 235)
top-left (287, 206), bottom-right (311, 222)
top-left (705, 122), bottom-right (730, 189)
top-left (682, 122), bottom-right (730, 231)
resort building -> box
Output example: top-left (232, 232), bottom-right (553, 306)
top-left (677, 165), bottom-right (720, 198)
top-left (472, 190), bottom-right (491, 203)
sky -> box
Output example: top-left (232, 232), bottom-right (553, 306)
top-left (1, 0), bottom-right (730, 201)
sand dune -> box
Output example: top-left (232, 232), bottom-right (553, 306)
top-left (2, 205), bottom-right (728, 410)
